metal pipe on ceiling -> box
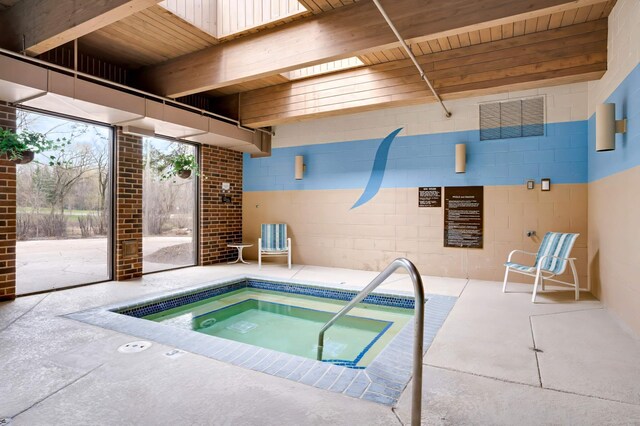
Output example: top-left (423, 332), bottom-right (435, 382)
top-left (371, 0), bottom-right (452, 118)
top-left (0, 46), bottom-right (274, 136)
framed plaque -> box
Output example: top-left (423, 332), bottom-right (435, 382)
top-left (444, 186), bottom-right (484, 248)
top-left (418, 187), bottom-right (441, 208)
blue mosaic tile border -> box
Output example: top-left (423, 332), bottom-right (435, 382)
top-left (247, 280), bottom-right (415, 309)
top-left (116, 279), bottom-right (415, 319)
top-left (118, 281), bottom-right (246, 318)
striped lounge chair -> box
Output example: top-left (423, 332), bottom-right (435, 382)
top-left (258, 223), bottom-right (291, 269)
top-left (503, 232), bottom-right (580, 302)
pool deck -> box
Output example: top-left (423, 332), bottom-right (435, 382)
top-left (1, 263), bottom-right (639, 425)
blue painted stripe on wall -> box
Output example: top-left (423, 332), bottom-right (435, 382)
top-left (588, 63), bottom-right (640, 182)
top-left (245, 121), bottom-right (588, 192)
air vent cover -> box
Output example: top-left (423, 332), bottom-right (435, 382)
top-left (480, 97), bottom-right (544, 141)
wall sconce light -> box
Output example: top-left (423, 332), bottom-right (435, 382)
top-left (596, 103), bottom-right (627, 152)
top-left (455, 144), bottom-right (466, 173)
top-left (295, 155), bottom-right (306, 180)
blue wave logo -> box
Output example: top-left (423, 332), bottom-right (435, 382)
top-left (351, 127), bottom-right (403, 209)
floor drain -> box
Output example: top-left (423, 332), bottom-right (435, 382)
top-left (118, 341), bottom-right (152, 354)
top-left (164, 349), bottom-right (186, 358)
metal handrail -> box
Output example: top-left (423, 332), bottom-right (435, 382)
top-left (316, 258), bottom-right (425, 426)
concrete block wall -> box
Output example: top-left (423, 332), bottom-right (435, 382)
top-left (272, 83), bottom-right (589, 148)
top-left (587, 0), bottom-right (640, 335)
top-left (243, 82), bottom-right (591, 285)
top-left (0, 101), bottom-right (16, 300)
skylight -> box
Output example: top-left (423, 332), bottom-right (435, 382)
top-left (159, 0), bottom-right (308, 39)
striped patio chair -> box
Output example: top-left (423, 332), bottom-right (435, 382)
top-left (502, 232), bottom-right (580, 302)
top-left (258, 224), bottom-right (291, 269)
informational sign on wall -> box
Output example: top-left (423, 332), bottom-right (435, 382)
top-left (418, 187), bottom-right (442, 207)
top-left (444, 186), bottom-right (484, 248)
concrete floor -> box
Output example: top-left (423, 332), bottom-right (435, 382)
top-left (1, 262), bottom-right (639, 425)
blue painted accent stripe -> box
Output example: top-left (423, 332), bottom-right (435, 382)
top-left (588, 62), bottom-right (640, 182)
top-left (351, 128), bottom-right (402, 209)
top-left (244, 121), bottom-right (589, 192)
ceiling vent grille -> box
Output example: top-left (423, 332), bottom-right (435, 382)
top-left (480, 97), bottom-right (544, 141)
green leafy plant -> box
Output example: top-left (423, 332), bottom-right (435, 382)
top-left (158, 153), bottom-right (200, 181)
top-left (0, 128), bottom-right (68, 165)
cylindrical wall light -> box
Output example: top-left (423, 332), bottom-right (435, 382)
top-left (455, 143), bottom-right (466, 173)
top-left (295, 155), bottom-right (305, 180)
top-left (596, 103), bottom-right (627, 152)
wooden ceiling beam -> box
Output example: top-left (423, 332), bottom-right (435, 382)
top-left (237, 19), bottom-right (608, 128)
top-left (0, 0), bottom-right (163, 55)
top-left (139, 0), bottom-right (605, 97)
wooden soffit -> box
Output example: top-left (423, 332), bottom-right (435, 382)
top-left (238, 19), bottom-right (608, 127)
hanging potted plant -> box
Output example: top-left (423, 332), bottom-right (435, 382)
top-left (159, 152), bottom-right (200, 181)
top-left (0, 129), bottom-right (61, 165)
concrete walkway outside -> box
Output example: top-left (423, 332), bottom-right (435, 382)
top-left (1, 263), bottom-right (638, 425)
top-left (16, 236), bottom-right (193, 294)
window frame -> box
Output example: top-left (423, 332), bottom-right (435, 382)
top-left (15, 106), bottom-right (116, 294)
top-left (140, 134), bottom-right (200, 275)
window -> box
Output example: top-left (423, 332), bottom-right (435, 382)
top-left (142, 137), bottom-right (198, 273)
top-left (480, 97), bottom-right (544, 141)
top-left (16, 110), bottom-right (113, 294)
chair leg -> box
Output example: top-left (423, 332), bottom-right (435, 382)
top-left (258, 238), bottom-right (262, 270)
top-left (532, 268), bottom-right (542, 303)
top-left (502, 267), bottom-right (510, 293)
top-left (287, 238), bottom-right (292, 269)
top-left (541, 277), bottom-right (545, 292)
top-left (569, 259), bottom-right (580, 301)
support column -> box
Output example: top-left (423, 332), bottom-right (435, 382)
top-left (0, 101), bottom-right (16, 300)
top-left (200, 145), bottom-right (243, 265)
top-left (114, 129), bottom-right (143, 280)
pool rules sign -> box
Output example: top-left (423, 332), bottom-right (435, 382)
top-left (418, 187), bottom-right (441, 207)
top-left (444, 186), bottom-right (484, 248)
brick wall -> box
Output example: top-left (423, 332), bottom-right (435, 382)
top-left (0, 101), bottom-right (16, 301)
top-left (200, 145), bottom-right (243, 265)
top-left (115, 129), bottom-right (143, 280)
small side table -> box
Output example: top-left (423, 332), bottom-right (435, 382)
top-left (228, 243), bottom-right (253, 264)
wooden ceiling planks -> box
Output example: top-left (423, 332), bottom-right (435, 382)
top-left (239, 19), bottom-right (608, 127)
top-left (359, 1), bottom-right (615, 66)
top-left (206, 74), bottom-right (291, 97)
top-left (79, 4), bottom-right (218, 68)
top-left (140, 0), bottom-right (600, 97)
top-left (298, 0), bottom-right (358, 14)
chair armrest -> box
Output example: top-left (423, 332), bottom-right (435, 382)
top-left (507, 250), bottom-right (538, 262)
top-left (539, 254), bottom-right (575, 261)
top-left (536, 254), bottom-right (577, 272)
